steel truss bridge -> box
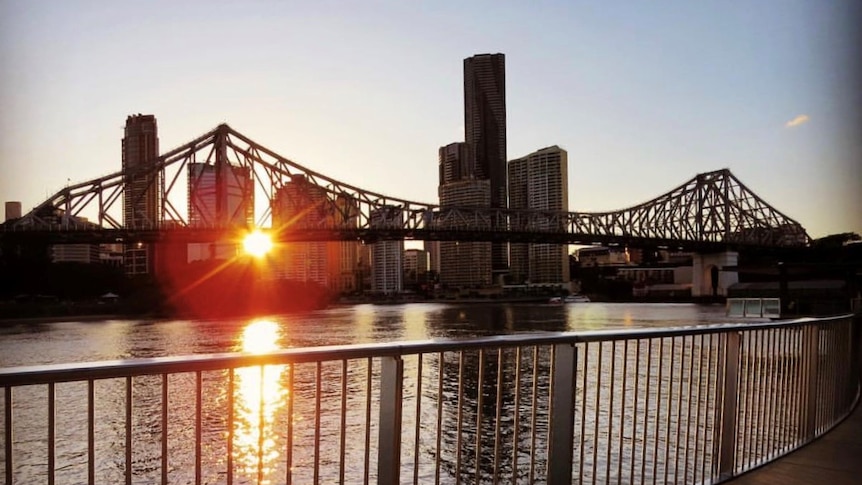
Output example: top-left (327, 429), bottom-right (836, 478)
top-left (1, 124), bottom-right (810, 252)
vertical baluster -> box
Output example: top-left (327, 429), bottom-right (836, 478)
top-left (766, 330), bottom-right (778, 459)
top-left (617, 340), bottom-right (628, 484)
top-left (285, 365), bottom-right (292, 485)
top-left (652, 338), bottom-right (664, 485)
top-left (630, 339), bottom-right (641, 484)
top-left (455, 351), bottom-right (465, 485)
top-left (703, 333), bottom-right (715, 482)
top-left (756, 329), bottom-right (767, 465)
top-left (313, 362), bottom-right (321, 484)
top-left (341, 360), bottom-right (349, 485)
top-left (435, 352), bottom-right (444, 485)
top-left (640, 339), bottom-right (652, 483)
top-left (663, 337), bottom-right (675, 484)
top-left (364, 358), bottom-right (372, 485)
top-left (674, 336), bottom-right (687, 482)
top-left (492, 349), bottom-right (503, 484)
top-left (48, 382), bottom-right (55, 485)
top-left (125, 376), bottom-right (132, 485)
top-left (475, 349), bottom-right (485, 484)
top-left (511, 347), bottom-right (523, 483)
top-left (195, 371), bottom-right (202, 485)
top-left (4, 387), bottom-right (11, 485)
top-left (161, 374), bottom-right (168, 485)
top-left (592, 342), bottom-right (603, 485)
top-left (578, 343), bottom-right (589, 485)
top-left (607, 341), bottom-right (616, 483)
top-left (413, 354), bottom-right (423, 485)
top-left (530, 346), bottom-right (540, 484)
top-left (88, 379), bottom-right (95, 485)
top-left (228, 370), bottom-right (235, 485)
top-left (691, 334), bottom-right (704, 484)
top-left (681, 335), bottom-right (694, 482)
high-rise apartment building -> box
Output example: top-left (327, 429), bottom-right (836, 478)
top-left (508, 146), bottom-right (570, 284)
top-left (464, 53), bottom-right (508, 277)
top-left (438, 178), bottom-right (492, 287)
top-left (187, 162), bottom-right (254, 261)
top-left (122, 114), bottom-right (160, 275)
top-left (332, 194), bottom-right (362, 293)
top-left (272, 175), bottom-right (330, 287)
top-left (369, 206), bottom-right (403, 294)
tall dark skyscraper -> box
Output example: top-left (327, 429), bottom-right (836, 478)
top-left (464, 53), bottom-right (508, 276)
top-left (122, 114), bottom-right (160, 275)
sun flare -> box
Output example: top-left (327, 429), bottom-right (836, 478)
top-left (243, 230), bottom-right (273, 258)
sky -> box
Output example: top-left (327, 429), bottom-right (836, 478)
top-left (1, 0), bottom-right (860, 238)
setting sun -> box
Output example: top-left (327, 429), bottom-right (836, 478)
top-left (243, 230), bottom-right (273, 258)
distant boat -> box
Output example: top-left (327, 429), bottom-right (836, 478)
top-left (548, 297), bottom-right (563, 304)
top-left (564, 295), bottom-right (591, 303)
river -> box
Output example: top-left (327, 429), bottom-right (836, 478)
top-left (0, 302), bottom-right (747, 367)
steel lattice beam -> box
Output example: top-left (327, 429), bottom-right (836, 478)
top-left (2, 125), bottom-right (811, 249)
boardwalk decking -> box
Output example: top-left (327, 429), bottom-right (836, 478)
top-left (727, 400), bottom-right (862, 485)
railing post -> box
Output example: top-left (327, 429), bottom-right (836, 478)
top-left (548, 343), bottom-right (577, 485)
top-left (716, 331), bottom-right (740, 481)
top-left (378, 355), bottom-right (404, 485)
top-left (801, 325), bottom-right (820, 439)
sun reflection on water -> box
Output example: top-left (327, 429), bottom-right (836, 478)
top-left (234, 320), bottom-right (287, 484)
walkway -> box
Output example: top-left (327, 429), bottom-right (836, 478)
top-left (727, 400), bottom-right (862, 485)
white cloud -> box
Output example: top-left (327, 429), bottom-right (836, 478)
top-left (785, 114), bottom-right (810, 128)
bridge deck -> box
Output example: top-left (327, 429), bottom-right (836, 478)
top-left (726, 399), bottom-right (862, 485)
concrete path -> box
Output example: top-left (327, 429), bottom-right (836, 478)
top-left (726, 401), bottom-right (862, 485)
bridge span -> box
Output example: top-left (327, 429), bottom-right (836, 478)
top-left (2, 123), bottom-right (810, 250)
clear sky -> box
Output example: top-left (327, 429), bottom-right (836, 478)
top-left (1, 1), bottom-right (860, 238)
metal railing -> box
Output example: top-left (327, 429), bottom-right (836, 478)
top-left (1, 315), bottom-right (859, 484)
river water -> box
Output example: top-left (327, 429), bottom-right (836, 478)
top-left (0, 302), bottom-right (763, 484)
top-left (0, 302), bottom-right (743, 367)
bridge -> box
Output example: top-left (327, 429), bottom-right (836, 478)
top-left (1, 124), bottom-right (809, 252)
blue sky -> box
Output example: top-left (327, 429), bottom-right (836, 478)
top-left (1, 1), bottom-right (859, 238)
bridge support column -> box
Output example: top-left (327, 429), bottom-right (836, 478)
top-left (692, 251), bottom-right (739, 298)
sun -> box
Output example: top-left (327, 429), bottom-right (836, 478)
top-left (243, 230), bottom-right (273, 258)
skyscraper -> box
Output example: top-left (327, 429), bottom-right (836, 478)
top-left (272, 175), bottom-right (331, 287)
top-left (187, 162), bottom-right (254, 261)
top-left (464, 53), bottom-right (508, 277)
top-left (508, 146), bottom-right (570, 284)
top-left (437, 142), bottom-right (492, 287)
top-left (122, 114), bottom-right (160, 275)
top-left (370, 206), bottom-right (404, 294)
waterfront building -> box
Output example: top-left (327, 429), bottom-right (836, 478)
top-left (438, 178), bottom-right (492, 287)
top-left (4, 201), bottom-right (21, 222)
top-left (403, 248), bottom-right (430, 286)
top-left (577, 246), bottom-right (631, 267)
top-left (52, 244), bottom-right (100, 264)
top-left (187, 162), bottom-right (254, 261)
top-left (331, 194), bottom-right (362, 293)
top-left (122, 114), bottom-right (160, 275)
top-left (464, 53), bottom-right (508, 277)
top-left (508, 146), bottom-right (570, 284)
top-left (369, 206), bottom-right (403, 294)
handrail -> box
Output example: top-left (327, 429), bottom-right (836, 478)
top-left (1, 316), bottom-right (846, 386)
top-left (2, 315), bottom-right (859, 484)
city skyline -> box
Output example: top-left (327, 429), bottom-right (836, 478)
top-left (1, 1), bottom-right (860, 239)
